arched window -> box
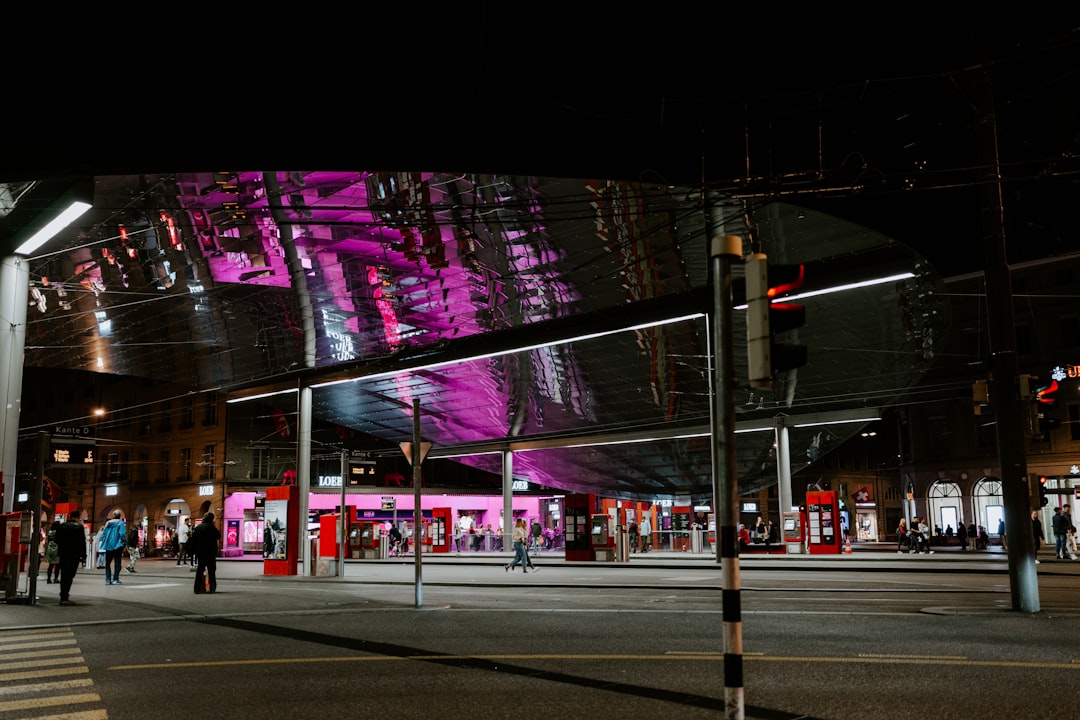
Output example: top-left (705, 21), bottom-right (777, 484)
top-left (928, 481), bottom-right (962, 537)
top-left (973, 476), bottom-right (1004, 536)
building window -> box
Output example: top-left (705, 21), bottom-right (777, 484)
top-left (201, 444), bottom-right (216, 480)
top-left (1070, 404), bottom-right (1080, 442)
top-left (138, 452), bottom-right (149, 484)
top-left (158, 399), bottom-right (172, 433)
top-left (202, 392), bottom-right (219, 427)
top-left (180, 396), bottom-right (194, 430)
top-left (159, 450), bottom-right (171, 483)
top-left (180, 447), bottom-right (192, 482)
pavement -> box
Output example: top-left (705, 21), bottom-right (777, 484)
top-left (3, 540), bottom-right (1077, 630)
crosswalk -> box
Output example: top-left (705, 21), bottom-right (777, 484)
top-left (0, 627), bottom-right (107, 719)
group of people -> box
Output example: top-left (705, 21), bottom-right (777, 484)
top-left (896, 517), bottom-right (936, 554)
top-left (41, 509), bottom-right (222, 605)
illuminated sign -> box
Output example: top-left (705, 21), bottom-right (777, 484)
top-left (1051, 365), bottom-right (1080, 381)
top-left (50, 440), bottom-right (96, 465)
top-left (105, 484), bottom-right (118, 497)
top-left (511, 480), bottom-right (530, 492)
top-left (741, 502), bottom-right (759, 512)
top-left (318, 475), bottom-right (343, 488)
top-left (198, 484), bottom-right (215, 496)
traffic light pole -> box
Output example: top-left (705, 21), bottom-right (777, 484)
top-left (710, 232), bottom-right (744, 720)
top-left (971, 33), bottom-right (1039, 611)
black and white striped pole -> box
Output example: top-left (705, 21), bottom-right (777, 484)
top-left (710, 230), bottom-right (745, 719)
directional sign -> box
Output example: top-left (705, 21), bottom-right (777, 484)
top-left (398, 442), bottom-right (432, 465)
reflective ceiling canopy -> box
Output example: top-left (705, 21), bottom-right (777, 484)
top-left (16, 171), bottom-right (945, 500)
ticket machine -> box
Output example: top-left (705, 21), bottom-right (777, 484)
top-left (590, 514), bottom-right (614, 561)
top-left (782, 510), bottom-right (805, 554)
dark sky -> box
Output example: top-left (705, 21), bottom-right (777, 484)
top-left (6, 5), bottom-right (1076, 276)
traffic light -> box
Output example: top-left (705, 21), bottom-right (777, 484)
top-left (1039, 476), bottom-right (1049, 507)
top-left (746, 253), bottom-right (807, 389)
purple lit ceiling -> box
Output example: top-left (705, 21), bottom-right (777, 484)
top-left (17, 171), bottom-right (946, 500)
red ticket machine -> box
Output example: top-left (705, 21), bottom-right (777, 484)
top-left (805, 490), bottom-right (842, 554)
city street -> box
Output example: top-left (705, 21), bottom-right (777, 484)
top-left (2, 550), bottom-right (1078, 719)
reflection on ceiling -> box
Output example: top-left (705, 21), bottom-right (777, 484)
top-left (17, 171), bottom-right (947, 500)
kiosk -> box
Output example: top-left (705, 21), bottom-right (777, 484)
top-left (782, 510), bottom-right (806, 554)
top-left (805, 490), bottom-right (843, 554)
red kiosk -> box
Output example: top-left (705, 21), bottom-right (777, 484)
top-left (805, 489), bottom-right (842, 554)
top-left (263, 485), bottom-right (299, 575)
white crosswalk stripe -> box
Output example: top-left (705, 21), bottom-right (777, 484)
top-left (0, 628), bottom-right (107, 719)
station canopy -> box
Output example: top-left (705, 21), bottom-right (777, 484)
top-left (11, 171), bottom-right (946, 501)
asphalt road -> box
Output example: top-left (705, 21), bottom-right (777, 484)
top-left (2, 550), bottom-right (1078, 720)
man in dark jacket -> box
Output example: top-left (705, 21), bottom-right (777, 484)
top-left (190, 512), bottom-right (222, 594)
top-left (55, 510), bottom-right (87, 605)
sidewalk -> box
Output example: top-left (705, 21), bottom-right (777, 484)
top-left (3, 542), bottom-right (1074, 631)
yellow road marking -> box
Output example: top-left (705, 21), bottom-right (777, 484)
top-left (0, 666), bottom-right (89, 683)
top-left (0, 678), bottom-right (94, 696)
top-left (0, 656), bottom-right (87, 671)
top-left (109, 653), bottom-right (1080, 672)
top-left (0, 692), bottom-right (101, 713)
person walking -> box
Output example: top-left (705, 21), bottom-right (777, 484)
top-left (99, 510), bottom-right (127, 585)
top-left (177, 517), bottom-right (192, 566)
top-left (639, 513), bottom-right (652, 553)
top-left (505, 518), bottom-right (531, 573)
top-left (628, 519), bottom-right (639, 553)
top-left (1051, 507), bottom-right (1068, 559)
top-left (125, 524), bottom-right (141, 573)
top-left (1031, 510), bottom-right (1043, 563)
top-left (44, 521), bottom-right (61, 583)
top-left (55, 510), bottom-right (87, 605)
top-left (997, 517), bottom-right (1007, 549)
top-left (967, 522), bottom-right (978, 552)
top-left (190, 512), bottom-right (222, 593)
top-left (1063, 504), bottom-right (1077, 560)
top-left (896, 518), bottom-right (909, 553)
top-left (957, 521), bottom-right (968, 551)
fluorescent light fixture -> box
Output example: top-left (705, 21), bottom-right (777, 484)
top-left (311, 312), bottom-right (705, 389)
top-left (734, 272), bottom-right (915, 309)
top-left (791, 417), bottom-right (879, 428)
top-left (227, 387), bottom-right (299, 404)
top-left (14, 200), bottom-right (92, 256)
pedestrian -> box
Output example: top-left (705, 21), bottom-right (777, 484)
top-left (530, 518), bottom-right (543, 552)
top-left (639, 513), bottom-right (652, 553)
top-left (190, 512), bottom-right (222, 593)
top-left (957, 521), bottom-right (968, 551)
top-left (919, 518), bottom-right (935, 553)
top-left (1051, 506), bottom-right (1068, 559)
top-left (177, 517), bottom-right (192, 566)
top-left (1063, 504), bottom-right (1077, 560)
top-left (505, 518), bottom-right (532, 573)
top-left (453, 521), bottom-right (463, 554)
top-left (945, 525), bottom-right (954, 544)
top-left (738, 523), bottom-right (751, 553)
top-left (125, 523), bottom-right (141, 573)
top-left (1031, 510), bottom-right (1042, 563)
top-left (628, 519), bottom-right (639, 553)
top-left (997, 518), bottom-right (1007, 549)
top-left (967, 522), bottom-right (978, 551)
top-left (754, 515), bottom-right (766, 542)
top-left (55, 510), bottom-right (87, 605)
top-left (44, 521), bottom-right (61, 583)
top-left (99, 510), bottom-right (127, 585)
top-left (896, 518), bottom-right (909, 553)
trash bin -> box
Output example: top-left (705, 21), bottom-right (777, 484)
top-left (308, 538), bottom-right (319, 576)
top-left (690, 524), bottom-right (702, 554)
top-left (378, 532), bottom-right (389, 559)
top-left (615, 525), bottom-right (629, 562)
